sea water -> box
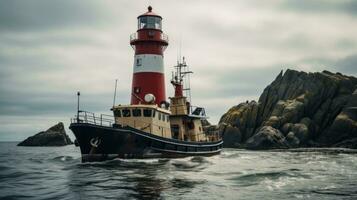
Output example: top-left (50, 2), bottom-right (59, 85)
top-left (0, 142), bottom-right (356, 199)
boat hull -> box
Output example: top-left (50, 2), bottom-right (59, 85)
top-left (69, 123), bottom-right (223, 162)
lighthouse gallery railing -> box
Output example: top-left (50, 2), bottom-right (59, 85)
top-left (130, 32), bottom-right (169, 43)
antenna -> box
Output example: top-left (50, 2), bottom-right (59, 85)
top-left (184, 58), bottom-right (192, 103)
top-left (179, 35), bottom-right (182, 63)
top-left (171, 56), bottom-right (193, 102)
top-left (113, 79), bottom-right (118, 107)
top-left (77, 91), bottom-right (80, 121)
top-left (181, 57), bottom-right (193, 103)
top-left (176, 33), bottom-right (183, 64)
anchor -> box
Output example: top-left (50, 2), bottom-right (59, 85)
top-left (89, 137), bottom-right (101, 155)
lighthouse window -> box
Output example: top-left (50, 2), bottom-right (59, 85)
top-left (155, 18), bottom-right (162, 29)
top-left (143, 109), bottom-right (152, 117)
top-left (138, 16), bottom-right (161, 30)
top-left (136, 58), bottom-right (142, 66)
top-left (122, 109), bottom-right (131, 117)
top-left (138, 17), bottom-right (147, 29)
top-left (132, 108), bottom-right (142, 117)
top-left (147, 17), bottom-right (156, 29)
top-left (134, 87), bottom-right (141, 94)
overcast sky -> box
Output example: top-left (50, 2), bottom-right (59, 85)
top-left (1, 0), bottom-right (357, 141)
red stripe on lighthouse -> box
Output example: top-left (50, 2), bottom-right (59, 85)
top-left (131, 72), bottom-right (166, 105)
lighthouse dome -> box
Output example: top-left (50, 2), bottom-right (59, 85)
top-left (138, 6), bottom-right (162, 19)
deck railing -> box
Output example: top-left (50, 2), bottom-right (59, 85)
top-left (71, 111), bottom-right (114, 127)
top-left (71, 111), bottom-right (170, 135)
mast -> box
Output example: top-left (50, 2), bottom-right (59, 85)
top-left (171, 57), bottom-right (193, 101)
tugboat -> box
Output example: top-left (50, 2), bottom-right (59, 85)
top-left (69, 6), bottom-right (223, 162)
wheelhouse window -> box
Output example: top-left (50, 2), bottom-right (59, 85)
top-left (138, 16), bottom-right (162, 30)
top-left (122, 109), bottom-right (131, 117)
top-left (162, 114), bottom-right (166, 122)
top-left (158, 112), bottom-right (161, 120)
top-left (114, 109), bottom-right (121, 117)
top-left (143, 109), bottom-right (152, 117)
top-left (132, 108), bottom-right (142, 117)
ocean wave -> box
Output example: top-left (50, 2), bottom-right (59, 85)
top-left (274, 148), bottom-right (357, 154)
top-left (0, 171), bottom-right (29, 180)
top-left (0, 194), bottom-right (35, 200)
top-left (1, 142), bottom-right (357, 200)
top-left (52, 155), bottom-right (75, 162)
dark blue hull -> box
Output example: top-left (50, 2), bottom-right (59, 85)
top-left (69, 123), bottom-right (223, 162)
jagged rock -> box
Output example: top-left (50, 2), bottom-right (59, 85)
top-left (333, 138), bottom-right (357, 149)
top-left (286, 132), bottom-right (300, 148)
top-left (281, 123), bottom-right (293, 135)
top-left (219, 69), bottom-right (357, 149)
top-left (245, 126), bottom-right (289, 150)
top-left (18, 122), bottom-right (73, 146)
top-left (220, 101), bottom-right (259, 141)
top-left (280, 100), bottom-right (304, 125)
top-left (291, 123), bottom-right (309, 144)
top-left (222, 125), bottom-right (242, 148)
top-left (300, 117), bottom-right (312, 129)
top-left (319, 89), bottom-right (357, 145)
top-left (263, 116), bottom-right (281, 128)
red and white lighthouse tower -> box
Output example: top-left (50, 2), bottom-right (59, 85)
top-left (130, 6), bottom-right (169, 105)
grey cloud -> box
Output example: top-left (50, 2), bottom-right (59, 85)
top-left (192, 66), bottom-right (283, 98)
top-left (1, 0), bottom-right (357, 141)
top-left (335, 39), bottom-right (357, 50)
top-left (0, 0), bottom-right (122, 31)
top-left (334, 54), bottom-right (357, 74)
top-left (286, 53), bottom-right (357, 76)
top-left (0, 89), bottom-right (126, 117)
top-left (281, 0), bottom-right (357, 15)
top-left (0, 32), bottom-right (104, 48)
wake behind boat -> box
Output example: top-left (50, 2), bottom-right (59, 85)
top-left (70, 6), bottom-right (223, 162)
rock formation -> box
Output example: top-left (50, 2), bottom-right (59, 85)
top-left (220, 69), bottom-right (357, 149)
top-left (18, 122), bottom-right (73, 146)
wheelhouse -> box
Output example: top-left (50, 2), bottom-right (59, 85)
top-left (112, 105), bottom-right (171, 138)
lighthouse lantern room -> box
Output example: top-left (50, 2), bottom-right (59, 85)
top-left (130, 6), bottom-right (169, 106)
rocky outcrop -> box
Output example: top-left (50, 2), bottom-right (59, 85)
top-left (245, 126), bottom-right (289, 150)
top-left (220, 70), bottom-right (357, 149)
top-left (18, 122), bottom-right (73, 146)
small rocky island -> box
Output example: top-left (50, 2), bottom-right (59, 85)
top-left (18, 122), bottom-right (73, 146)
top-left (219, 69), bottom-right (357, 149)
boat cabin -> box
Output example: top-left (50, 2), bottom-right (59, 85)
top-left (112, 104), bottom-right (171, 138)
top-left (169, 96), bottom-right (208, 142)
top-left (112, 102), bottom-right (212, 142)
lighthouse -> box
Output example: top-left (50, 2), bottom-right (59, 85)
top-left (130, 6), bottom-right (169, 105)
